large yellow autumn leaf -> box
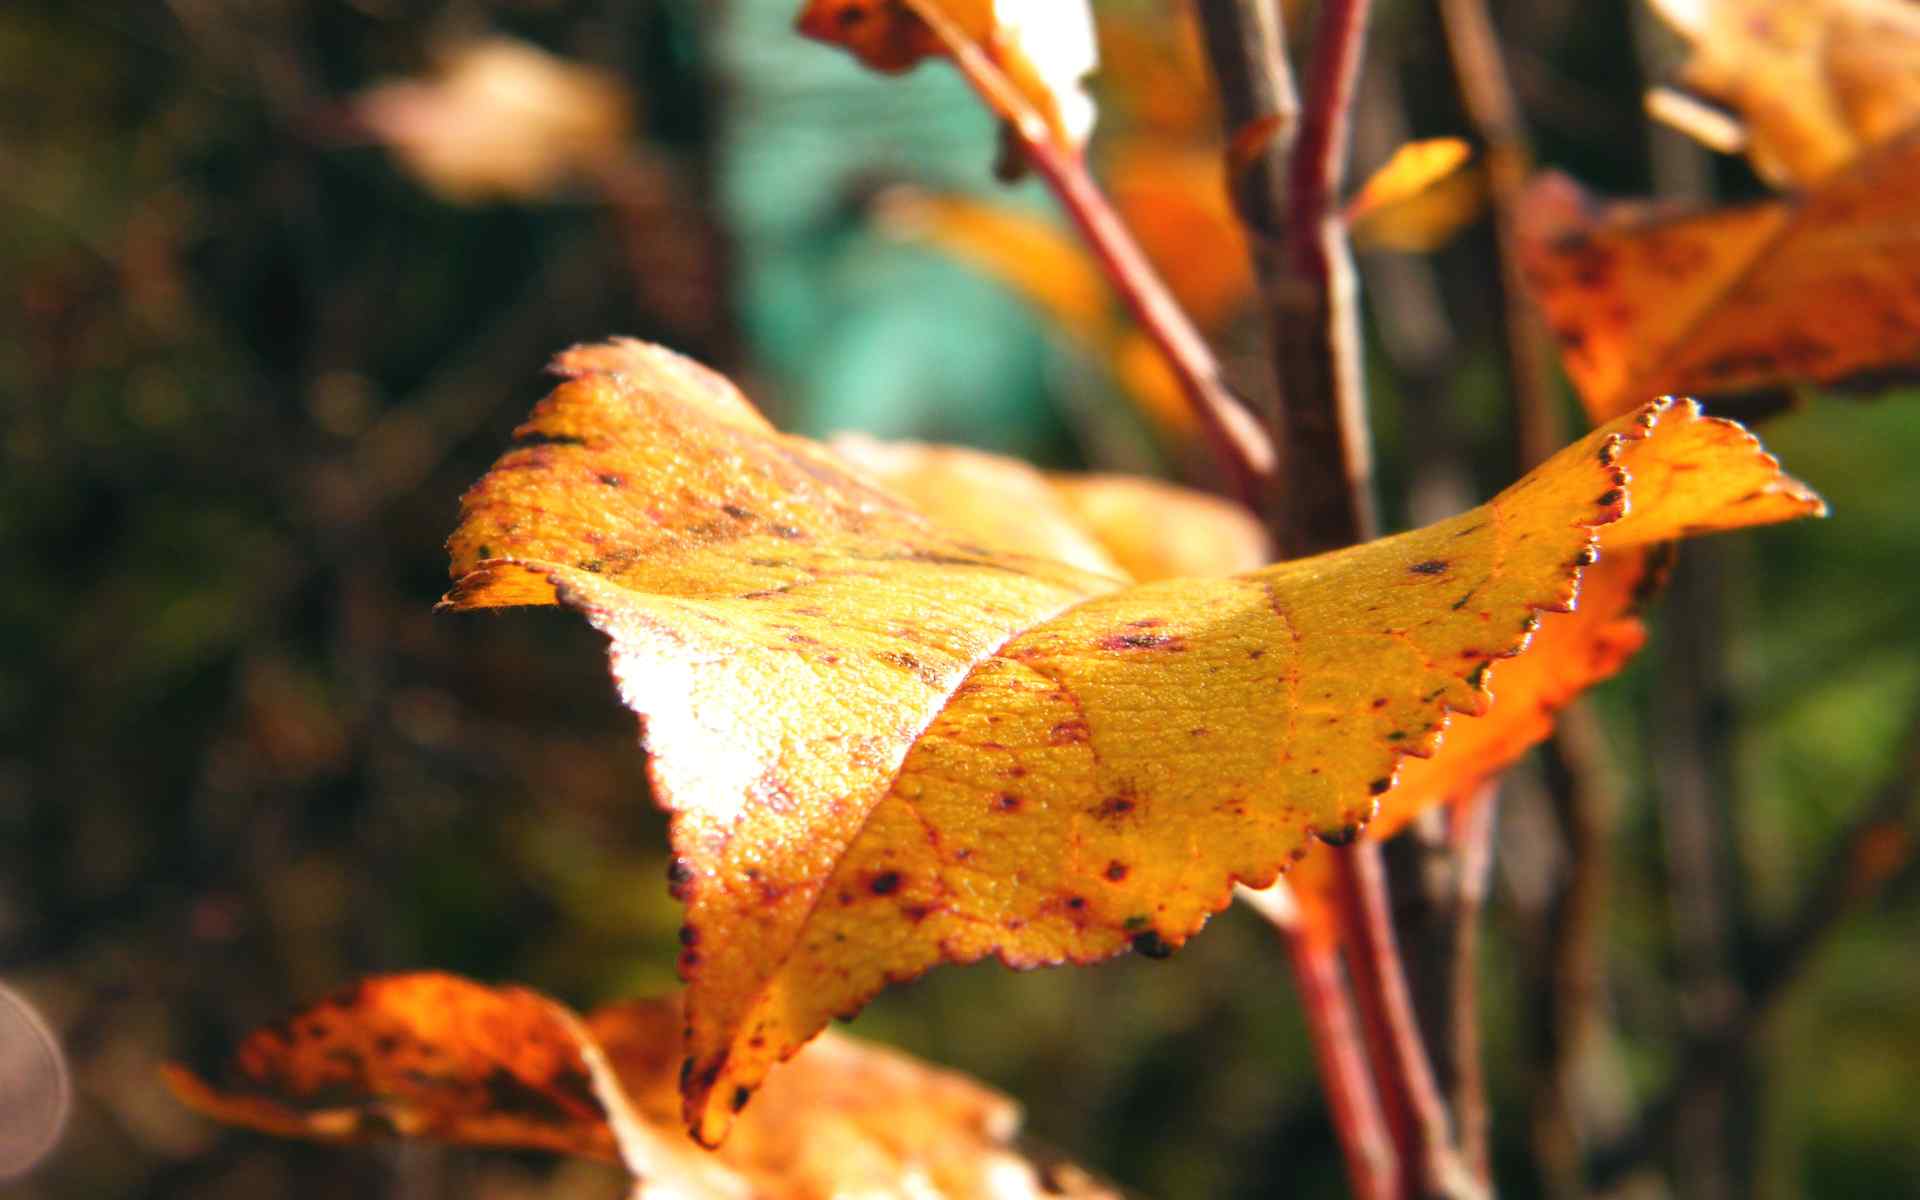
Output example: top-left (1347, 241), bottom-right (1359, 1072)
top-left (441, 339), bottom-right (1821, 1143)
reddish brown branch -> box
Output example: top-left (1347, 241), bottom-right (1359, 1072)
top-left (899, 0), bottom-right (1274, 506)
top-left (1334, 843), bottom-right (1486, 1200)
top-left (1446, 785), bottom-right (1499, 1186)
top-left (1284, 927), bottom-right (1405, 1200)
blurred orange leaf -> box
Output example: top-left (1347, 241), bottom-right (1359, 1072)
top-left (354, 37), bottom-right (631, 203)
top-left (796, 0), bottom-right (1098, 151)
top-left (1647, 0), bottom-right (1920, 186)
top-left (166, 974), bottom-right (1110, 1198)
top-left (870, 187), bottom-right (1206, 439)
top-left (1517, 131), bottom-right (1920, 420)
top-left (440, 340), bottom-right (1820, 1144)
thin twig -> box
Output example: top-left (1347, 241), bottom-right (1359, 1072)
top-left (1446, 784), bottom-right (1498, 1186)
top-left (1438, 0), bottom-right (1562, 465)
top-left (1651, 545), bottom-right (1749, 1200)
top-left (1242, 880), bottom-right (1404, 1200)
top-left (898, 0), bottom-right (1274, 505)
top-left (1334, 843), bottom-right (1486, 1200)
top-left (1288, 930), bottom-right (1407, 1200)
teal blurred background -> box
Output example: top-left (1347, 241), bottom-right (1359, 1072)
top-left (3, 2), bottom-right (1917, 1197)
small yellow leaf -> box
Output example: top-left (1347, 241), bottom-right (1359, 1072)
top-left (441, 341), bottom-right (1821, 1144)
top-left (1344, 138), bottom-right (1485, 252)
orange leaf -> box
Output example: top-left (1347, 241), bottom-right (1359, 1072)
top-left (796, 0), bottom-right (1098, 152)
top-left (1516, 131), bottom-right (1920, 421)
top-left (869, 187), bottom-right (1221, 440)
top-left (441, 340), bottom-right (1821, 1144)
top-left (1106, 145), bottom-right (1254, 328)
top-left (1647, 0), bottom-right (1920, 186)
top-left (166, 974), bottom-right (1110, 1198)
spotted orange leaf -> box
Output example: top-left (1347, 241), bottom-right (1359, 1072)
top-left (796, 0), bottom-right (1097, 152)
top-left (1516, 129), bottom-right (1920, 421)
top-left (441, 340), bottom-right (1820, 1144)
top-left (165, 974), bottom-right (1108, 1198)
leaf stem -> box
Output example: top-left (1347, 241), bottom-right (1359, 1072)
top-left (898, 0), bottom-right (1275, 506)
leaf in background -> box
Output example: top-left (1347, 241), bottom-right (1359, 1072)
top-left (441, 340), bottom-right (1821, 1143)
top-left (1647, 0), bottom-right (1920, 186)
top-left (829, 434), bottom-right (1272, 582)
top-left (165, 974), bottom-right (1113, 1199)
top-left (1517, 131), bottom-right (1920, 421)
top-left (870, 186), bottom-right (1203, 442)
top-left (354, 38), bottom-right (631, 203)
top-left (1343, 138), bottom-right (1485, 254)
top-left (795, 0), bottom-right (1099, 151)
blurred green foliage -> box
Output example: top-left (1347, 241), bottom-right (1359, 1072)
top-left (2, 2), bottom-right (1916, 1199)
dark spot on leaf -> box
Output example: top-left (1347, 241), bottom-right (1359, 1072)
top-left (475, 544), bottom-right (492, 559)
top-left (869, 871), bottom-right (902, 895)
top-left (996, 792), bottom-right (1021, 812)
top-left (1105, 861), bottom-right (1129, 881)
top-left (1132, 930), bottom-right (1175, 959)
top-left (599, 473), bottom-right (623, 488)
top-left (1066, 896), bottom-right (1086, 910)
top-left (731, 1086), bottom-right (752, 1112)
top-left (678, 925), bottom-right (699, 947)
top-left (1369, 778), bottom-right (1392, 796)
top-left (512, 431), bottom-right (586, 449)
top-left (1050, 719), bottom-right (1090, 745)
top-left (1097, 796), bottom-right (1135, 818)
top-left (1248, 649), bottom-right (1265, 659)
top-left (1316, 823), bottom-right (1363, 846)
top-left (1410, 559), bottom-right (1449, 575)
top-left (772, 524), bottom-right (804, 539)
top-left (1574, 545), bottom-right (1600, 566)
top-left (721, 504), bottom-right (754, 521)
top-left (1123, 914), bottom-right (1150, 931)
top-left (1372, 697), bottom-right (1388, 709)
top-left (1099, 632), bottom-right (1186, 651)
top-left (1597, 488), bottom-right (1624, 507)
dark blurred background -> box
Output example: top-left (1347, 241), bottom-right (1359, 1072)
top-left (3, 2), bottom-right (1917, 1197)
